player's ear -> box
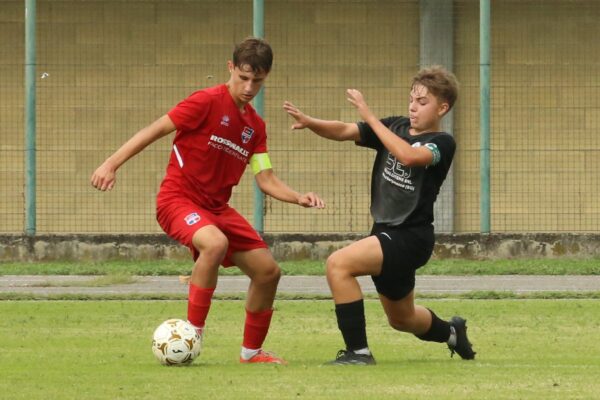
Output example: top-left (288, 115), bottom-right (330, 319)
top-left (227, 60), bottom-right (234, 74)
top-left (438, 102), bottom-right (449, 116)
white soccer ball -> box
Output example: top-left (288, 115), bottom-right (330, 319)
top-left (152, 319), bottom-right (202, 365)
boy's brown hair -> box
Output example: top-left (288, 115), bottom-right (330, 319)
top-left (233, 37), bottom-right (273, 74)
top-left (412, 65), bottom-right (459, 113)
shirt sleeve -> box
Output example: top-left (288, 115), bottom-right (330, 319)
top-left (427, 134), bottom-right (456, 170)
top-left (252, 118), bottom-right (268, 155)
top-left (167, 90), bottom-right (211, 132)
top-left (355, 116), bottom-right (403, 150)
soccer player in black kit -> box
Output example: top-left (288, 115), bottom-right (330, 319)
top-left (283, 66), bottom-right (475, 365)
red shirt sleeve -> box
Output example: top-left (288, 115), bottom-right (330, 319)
top-left (253, 118), bottom-right (268, 155)
top-left (167, 90), bottom-right (211, 132)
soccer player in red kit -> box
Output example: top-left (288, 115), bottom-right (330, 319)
top-left (91, 37), bottom-right (325, 364)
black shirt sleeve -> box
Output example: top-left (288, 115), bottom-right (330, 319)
top-left (428, 133), bottom-right (456, 172)
top-left (355, 116), bottom-right (403, 150)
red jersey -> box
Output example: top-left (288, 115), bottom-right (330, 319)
top-left (157, 84), bottom-right (267, 211)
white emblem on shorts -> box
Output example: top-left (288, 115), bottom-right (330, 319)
top-left (184, 212), bottom-right (201, 225)
top-left (381, 232), bottom-right (392, 240)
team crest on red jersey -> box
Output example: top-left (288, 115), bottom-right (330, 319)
top-left (241, 126), bottom-right (254, 144)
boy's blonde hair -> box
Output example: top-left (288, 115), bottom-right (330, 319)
top-left (412, 65), bottom-right (459, 112)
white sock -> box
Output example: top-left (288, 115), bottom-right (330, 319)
top-left (447, 326), bottom-right (457, 347)
top-left (353, 347), bottom-right (371, 356)
top-left (241, 346), bottom-right (260, 360)
top-left (187, 321), bottom-right (204, 336)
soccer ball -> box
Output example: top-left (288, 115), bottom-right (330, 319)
top-left (152, 319), bottom-right (202, 365)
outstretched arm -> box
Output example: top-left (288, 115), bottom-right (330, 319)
top-left (254, 168), bottom-right (325, 209)
top-left (90, 114), bottom-right (176, 191)
top-left (283, 101), bottom-right (360, 142)
top-left (345, 89), bottom-right (433, 167)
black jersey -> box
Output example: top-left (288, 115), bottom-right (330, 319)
top-left (356, 116), bottom-right (455, 227)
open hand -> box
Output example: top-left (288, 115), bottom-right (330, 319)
top-left (283, 101), bottom-right (311, 130)
top-left (346, 89), bottom-right (374, 121)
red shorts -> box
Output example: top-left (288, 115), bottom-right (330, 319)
top-left (156, 199), bottom-right (268, 267)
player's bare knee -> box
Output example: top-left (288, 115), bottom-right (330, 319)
top-left (266, 264), bottom-right (282, 284)
top-left (193, 230), bottom-right (229, 265)
top-left (326, 252), bottom-right (348, 280)
top-left (253, 263), bottom-right (281, 286)
top-left (205, 242), bottom-right (228, 264)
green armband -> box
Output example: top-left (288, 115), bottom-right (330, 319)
top-left (250, 153), bottom-right (272, 174)
top-left (424, 143), bottom-right (441, 166)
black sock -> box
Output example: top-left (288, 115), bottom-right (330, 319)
top-left (415, 309), bottom-right (451, 343)
top-left (335, 299), bottom-right (368, 351)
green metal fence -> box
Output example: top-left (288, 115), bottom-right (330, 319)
top-left (1, 0), bottom-right (599, 235)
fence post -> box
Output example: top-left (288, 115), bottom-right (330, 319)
top-left (24, 0), bottom-right (37, 236)
top-left (480, 0), bottom-right (491, 233)
top-left (420, 0), bottom-right (455, 233)
top-left (252, 0), bottom-right (265, 234)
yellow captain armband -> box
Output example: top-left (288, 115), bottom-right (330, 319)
top-left (250, 153), bottom-right (273, 175)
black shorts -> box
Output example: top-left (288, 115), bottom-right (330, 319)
top-left (370, 223), bottom-right (434, 301)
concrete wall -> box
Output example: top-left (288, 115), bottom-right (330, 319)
top-left (2, 233), bottom-right (600, 262)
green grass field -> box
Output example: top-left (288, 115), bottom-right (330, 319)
top-left (2, 258), bottom-right (600, 276)
top-left (2, 299), bottom-right (600, 399)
